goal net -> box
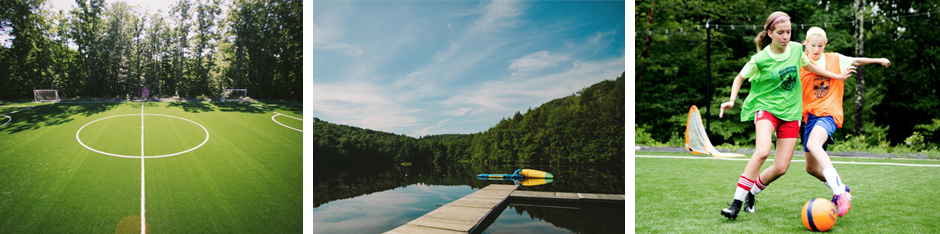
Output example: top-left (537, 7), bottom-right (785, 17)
top-left (685, 105), bottom-right (745, 158)
top-left (221, 89), bottom-right (248, 102)
top-left (34, 89), bottom-right (60, 103)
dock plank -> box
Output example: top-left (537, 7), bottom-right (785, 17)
top-left (385, 184), bottom-right (517, 234)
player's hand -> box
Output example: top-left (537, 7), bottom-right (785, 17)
top-left (880, 58), bottom-right (891, 67)
top-left (837, 66), bottom-right (857, 80)
top-left (719, 101), bottom-right (734, 118)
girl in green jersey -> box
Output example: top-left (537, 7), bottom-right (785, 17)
top-left (717, 11), bottom-right (856, 220)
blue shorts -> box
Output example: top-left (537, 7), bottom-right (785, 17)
top-left (803, 114), bottom-right (837, 152)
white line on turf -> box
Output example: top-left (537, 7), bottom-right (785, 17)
top-left (141, 102), bottom-right (146, 234)
top-left (0, 106), bottom-right (37, 128)
top-left (635, 155), bottom-right (940, 167)
top-left (75, 114), bottom-right (210, 158)
top-left (251, 105), bottom-right (302, 132)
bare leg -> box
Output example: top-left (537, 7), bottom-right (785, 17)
top-left (804, 150), bottom-right (826, 181)
top-left (742, 120), bottom-right (775, 180)
top-left (805, 126), bottom-right (834, 180)
top-left (757, 137), bottom-right (796, 185)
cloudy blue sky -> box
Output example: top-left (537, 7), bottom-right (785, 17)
top-left (312, 0), bottom-right (625, 137)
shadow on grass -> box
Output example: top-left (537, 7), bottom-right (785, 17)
top-left (0, 103), bottom-right (121, 134)
top-left (212, 102), bottom-right (265, 114)
top-left (166, 100), bottom-right (216, 113)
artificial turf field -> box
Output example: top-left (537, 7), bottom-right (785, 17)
top-left (0, 101), bottom-right (302, 233)
top-left (636, 151), bottom-right (940, 233)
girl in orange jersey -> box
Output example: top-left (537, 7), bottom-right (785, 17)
top-left (717, 12), bottom-right (855, 220)
top-left (799, 26), bottom-right (890, 218)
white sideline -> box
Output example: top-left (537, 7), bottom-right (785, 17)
top-left (0, 106), bottom-right (37, 128)
top-left (141, 102), bottom-right (146, 234)
top-left (251, 105), bottom-right (302, 132)
top-left (635, 155), bottom-right (940, 167)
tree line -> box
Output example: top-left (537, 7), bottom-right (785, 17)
top-left (0, 0), bottom-right (301, 101)
top-left (636, 0), bottom-right (940, 148)
top-left (313, 72), bottom-right (625, 165)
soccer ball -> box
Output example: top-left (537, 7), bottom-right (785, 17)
top-left (801, 197), bottom-right (838, 232)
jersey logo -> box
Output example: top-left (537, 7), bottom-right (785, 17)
top-left (778, 66), bottom-right (798, 91)
top-left (813, 75), bottom-right (830, 98)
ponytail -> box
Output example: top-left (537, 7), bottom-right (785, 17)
top-left (754, 11), bottom-right (790, 52)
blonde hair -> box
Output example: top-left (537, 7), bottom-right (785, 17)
top-left (755, 11), bottom-right (791, 52)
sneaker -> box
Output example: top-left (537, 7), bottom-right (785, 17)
top-left (743, 192), bottom-right (756, 213)
top-left (721, 200), bottom-right (743, 220)
top-left (831, 192), bottom-right (853, 217)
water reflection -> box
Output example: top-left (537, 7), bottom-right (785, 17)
top-left (311, 184), bottom-right (477, 233)
top-left (312, 162), bottom-right (624, 233)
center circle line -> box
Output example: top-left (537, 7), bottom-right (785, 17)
top-left (76, 113), bottom-right (210, 158)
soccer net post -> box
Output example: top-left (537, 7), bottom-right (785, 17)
top-left (34, 89), bottom-right (60, 103)
top-left (685, 105), bottom-right (745, 158)
top-left (221, 89), bottom-right (248, 102)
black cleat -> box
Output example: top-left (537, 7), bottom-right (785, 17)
top-left (721, 200), bottom-right (743, 220)
top-left (743, 192), bottom-right (756, 213)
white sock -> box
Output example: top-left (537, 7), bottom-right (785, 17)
top-left (823, 181), bottom-right (832, 190)
top-left (822, 167), bottom-right (847, 195)
top-left (734, 187), bottom-right (749, 201)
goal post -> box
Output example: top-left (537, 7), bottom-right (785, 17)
top-left (685, 105), bottom-right (745, 158)
top-left (34, 89), bottom-right (60, 103)
top-left (221, 89), bottom-right (248, 102)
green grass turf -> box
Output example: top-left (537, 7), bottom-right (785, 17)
top-left (635, 151), bottom-right (940, 233)
top-left (0, 101), bottom-right (301, 233)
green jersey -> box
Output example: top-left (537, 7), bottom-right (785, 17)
top-left (741, 41), bottom-right (804, 122)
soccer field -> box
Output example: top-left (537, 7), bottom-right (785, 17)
top-left (636, 151), bottom-right (940, 233)
top-left (0, 101), bottom-right (302, 233)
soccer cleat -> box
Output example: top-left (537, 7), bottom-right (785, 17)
top-left (743, 192), bottom-right (756, 213)
top-left (831, 192), bottom-right (853, 217)
top-left (721, 200), bottom-right (743, 220)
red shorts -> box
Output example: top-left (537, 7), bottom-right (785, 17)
top-left (754, 110), bottom-right (800, 138)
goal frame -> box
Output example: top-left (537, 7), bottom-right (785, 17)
top-left (34, 89), bottom-right (60, 103)
top-left (685, 105), bottom-right (745, 158)
top-left (221, 89), bottom-right (248, 102)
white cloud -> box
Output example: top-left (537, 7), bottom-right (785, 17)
top-left (311, 83), bottom-right (420, 132)
top-left (445, 55), bottom-right (625, 113)
top-left (312, 21), bottom-right (364, 56)
top-left (446, 107), bottom-right (473, 117)
top-left (508, 51), bottom-right (569, 75)
top-left (412, 118), bottom-right (452, 136)
top-left (468, 0), bottom-right (523, 36)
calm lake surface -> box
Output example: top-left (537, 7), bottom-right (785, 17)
top-left (312, 162), bottom-right (624, 233)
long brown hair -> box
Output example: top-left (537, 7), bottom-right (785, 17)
top-left (754, 11), bottom-right (791, 52)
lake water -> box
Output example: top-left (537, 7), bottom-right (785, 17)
top-left (312, 162), bottom-right (624, 233)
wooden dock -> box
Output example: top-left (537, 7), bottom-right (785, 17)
top-left (509, 190), bottom-right (625, 205)
top-left (385, 184), bottom-right (517, 234)
top-left (509, 190), bottom-right (635, 209)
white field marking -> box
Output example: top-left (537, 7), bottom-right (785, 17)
top-left (272, 114), bottom-right (302, 132)
top-left (0, 106), bottom-right (38, 128)
top-left (140, 102), bottom-right (146, 234)
top-left (0, 115), bottom-right (9, 128)
top-left (635, 155), bottom-right (940, 167)
top-left (250, 105), bottom-right (303, 132)
top-left (76, 114), bottom-right (210, 158)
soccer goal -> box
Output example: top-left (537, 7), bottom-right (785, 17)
top-left (221, 89), bottom-right (248, 102)
top-left (685, 105), bottom-right (745, 158)
top-left (34, 89), bottom-right (60, 103)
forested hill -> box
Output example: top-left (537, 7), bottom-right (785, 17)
top-left (313, 72), bottom-right (625, 165)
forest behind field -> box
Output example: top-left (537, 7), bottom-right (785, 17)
top-left (0, 0), bottom-right (301, 101)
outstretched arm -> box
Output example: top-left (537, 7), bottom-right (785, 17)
top-left (852, 57), bottom-right (891, 67)
top-left (719, 74), bottom-right (745, 118)
top-left (804, 62), bottom-right (856, 81)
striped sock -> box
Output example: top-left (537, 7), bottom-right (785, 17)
top-left (735, 175), bottom-right (755, 201)
top-left (750, 176), bottom-right (768, 195)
